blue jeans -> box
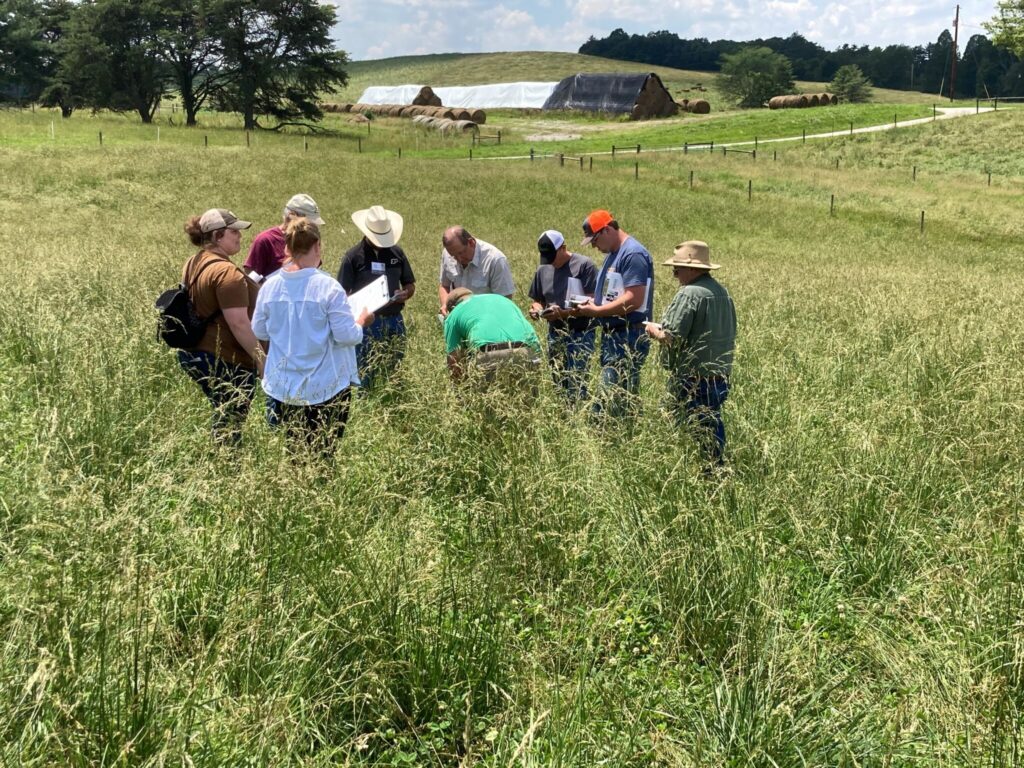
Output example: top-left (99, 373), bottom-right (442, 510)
top-left (547, 325), bottom-right (596, 405)
top-left (669, 376), bottom-right (730, 464)
top-left (176, 349), bottom-right (256, 444)
top-left (356, 314), bottom-right (406, 390)
top-left (595, 324), bottom-right (650, 418)
top-left (266, 387), bottom-right (352, 456)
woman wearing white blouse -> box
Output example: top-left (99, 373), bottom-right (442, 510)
top-left (252, 218), bottom-right (373, 451)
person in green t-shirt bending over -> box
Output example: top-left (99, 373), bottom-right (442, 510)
top-left (645, 241), bottom-right (737, 467)
top-left (444, 289), bottom-right (542, 386)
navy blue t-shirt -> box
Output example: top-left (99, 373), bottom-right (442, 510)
top-left (593, 235), bottom-right (654, 328)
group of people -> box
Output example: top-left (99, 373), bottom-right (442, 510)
top-left (174, 196), bottom-right (737, 466)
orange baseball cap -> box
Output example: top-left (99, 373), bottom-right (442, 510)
top-left (581, 209), bottom-right (614, 245)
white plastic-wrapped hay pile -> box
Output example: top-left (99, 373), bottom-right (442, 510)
top-left (768, 93), bottom-right (836, 109)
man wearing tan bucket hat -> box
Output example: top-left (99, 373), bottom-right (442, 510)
top-left (645, 241), bottom-right (737, 467)
top-left (338, 205), bottom-right (416, 390)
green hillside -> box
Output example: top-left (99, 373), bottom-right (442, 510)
top-left (338, 50), bottom-right (944, 108)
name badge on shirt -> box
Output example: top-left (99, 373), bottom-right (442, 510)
top-left (371, 261), bottom-right (386, 274)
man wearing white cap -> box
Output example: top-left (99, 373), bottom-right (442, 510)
top-left (527, 230), bottom-right (598, 406)
top-left (244, 193), bottom-right (326, 281)
top-left (646, 241), bottom-right (737, 467)
top-left (339, 205), bottom-right (415, 389)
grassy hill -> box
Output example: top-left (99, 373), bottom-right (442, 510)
top-left (1, 96), bottom-right (1022, 766)
top-left (338, 50), bottom-right (945, 107)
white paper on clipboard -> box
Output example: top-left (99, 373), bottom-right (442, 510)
top-left (565, 277), bottom-right (584, 307)
top-left (347, 275), bottom-right (390, 316)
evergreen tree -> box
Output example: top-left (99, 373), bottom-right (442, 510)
top-left (829, 64), bottom-right (873, 102)
top-left (214, 0), bottom-right (347, 131)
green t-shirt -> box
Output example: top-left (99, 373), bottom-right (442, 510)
top-left (444, 294), bottom-right (541, 355)
top-left (660, 274), bottom-right (737, 378)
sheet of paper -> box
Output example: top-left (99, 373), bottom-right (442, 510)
top-left (347, 275), bottom-right (391, 317)
top-left (565, 277), bottom-right (584, 307)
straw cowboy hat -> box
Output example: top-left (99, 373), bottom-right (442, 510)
top-left (351, 205), bottom-right (403, 248)
top-left (663, 240), bottom-right (720, 270)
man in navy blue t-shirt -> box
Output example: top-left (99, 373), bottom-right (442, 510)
top-left (570, 209), bottom-right (654, 418)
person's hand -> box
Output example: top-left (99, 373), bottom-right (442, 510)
top-left (644, 321), bottom-right (667, 342)
top-left (573, 299), bottom-right (595, 317)
top-left (391, 288), bottom-right (409, 303)
top-left (544, 306), bottom-right (574, 321)
top-left (528, 306), bottom-right (541, 320)
top-left (356, 308), bottom-right (375, 327)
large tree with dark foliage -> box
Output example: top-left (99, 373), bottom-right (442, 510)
top-left (214, 0), bottom-right (347, 130)
top-left (719, 46), bottom-right (794, 107)
top-left (51, 0), bottom-right (171, 122)
top-left (151, 0), bottom-right (228, 126)
top-left (580, 27), bottom-right (1021, 98)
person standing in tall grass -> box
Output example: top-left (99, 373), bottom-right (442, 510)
top-left (178, 208), bottom-right (263, 444)
top-left (339, 205), bottom-right (415, 390)
top-left (646, 241), bottom-right (736, 467)
top-left (573, 209), bottom-right (655, 418)
top-left (252, 219), bottom-right (374, 452)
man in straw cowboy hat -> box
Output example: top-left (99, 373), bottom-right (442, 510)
top-left (645, 241), bottom-right (737, 467)
top-left (245, 194), bottom-right (327, 281)
top-left (339, 205), bottom-right (416, 389)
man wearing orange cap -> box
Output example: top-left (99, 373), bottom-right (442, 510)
top-left (571, 209), bottom-right (655, 417)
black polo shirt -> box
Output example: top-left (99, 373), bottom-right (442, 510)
top-left (338, 239), bottom-right (416, 317)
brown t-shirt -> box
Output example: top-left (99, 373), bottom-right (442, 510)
top-left (183, 250), bottom-right (259, 368)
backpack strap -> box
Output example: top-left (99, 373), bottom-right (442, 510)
top-left (184, 251), bottom-right (226, 324)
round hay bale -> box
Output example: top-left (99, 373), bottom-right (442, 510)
top-left (452, 119), bottom-right (478, 134)
top-left (830, 93), bottom-right (838, 105)
top-left (454, 108), bottom-right (472, 121)
top-left (807, 94), bottom-right (820, 107)
top-left (817, 93), bottom-right (831, 106)
top-left (411, 114), bottom-right (428, 125)
top-left (689, 99), bottom-right (710, 114)
top-left (440, 108), bottom-right (456, 120)
top-left (469, 108), bottom-right (486, 125)
top-left (768, 96), bottom-right (786, 109)
top-left (388, 105), bottom-right (403, 117)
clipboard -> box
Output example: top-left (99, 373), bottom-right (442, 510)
top-left (347, 275), bottom-right (390, 316)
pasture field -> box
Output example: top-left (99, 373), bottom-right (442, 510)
top-left (0, 105), bottom-right (1023, 766)
top-left (338, 51), bottom-right (949, 108)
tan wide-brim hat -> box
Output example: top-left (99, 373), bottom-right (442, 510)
top-left (663, 240), bottom-right (720, 269)
top-left (351, 205), bottom-right (404, 248)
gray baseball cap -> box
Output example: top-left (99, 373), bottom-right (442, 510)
top-left (285, 193), bottom-right (325, 225)
top-left (199, 208), bottom-right (252, 233)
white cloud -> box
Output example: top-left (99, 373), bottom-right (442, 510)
top-left (334, 0), bottom-right (997, 60)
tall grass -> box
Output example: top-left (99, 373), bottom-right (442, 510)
top-left (0, 107), bottom-right (1022, 765)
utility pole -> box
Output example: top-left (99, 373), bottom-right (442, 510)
top-left (949, 4), bottom-right (960, 101)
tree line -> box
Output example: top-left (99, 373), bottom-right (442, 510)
top-left (0, 0), bottom-right (348, 129)
top-left (580, 29), bottom-right (1024, 99)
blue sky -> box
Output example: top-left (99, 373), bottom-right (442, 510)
top-left (331, 0), bottom-right (998, 62)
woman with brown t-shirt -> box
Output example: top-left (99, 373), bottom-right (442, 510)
top-left (178, 208), bottom-right (263, 443)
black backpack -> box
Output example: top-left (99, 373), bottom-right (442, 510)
top-left (155, 254), bottom-right (223, 349)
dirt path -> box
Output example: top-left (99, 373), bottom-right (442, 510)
top-left (488, 107), bottom-right (994, 161)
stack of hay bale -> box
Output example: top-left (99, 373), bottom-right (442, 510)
top-left (411, 86), bottom-right (442, 106)
top-left (677, 98), bottom-right (711, 114)
top-left (768, 93), bottom-right (836, 110)
top-left (630, 75), bottom-right (679, 118)
top-left (323, 103), bottom-right (487, 125)
top-left (411, 114), bottom-right (479, 135)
